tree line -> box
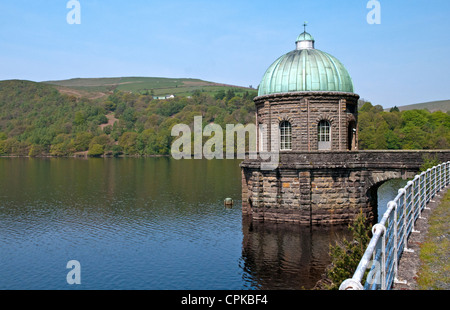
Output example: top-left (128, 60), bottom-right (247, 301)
top-left (0, 80), bottom-right (449, 157)
top-left (358, 102), bottom-right (450, 150)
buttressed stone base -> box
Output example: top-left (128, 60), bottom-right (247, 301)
top-left (241, 151), bottom-right (450, 226)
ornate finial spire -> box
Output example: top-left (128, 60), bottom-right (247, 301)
top-left (296, 22), bottom-right (315, 50)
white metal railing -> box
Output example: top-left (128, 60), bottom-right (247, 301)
top-left (340, 161), bottom-right (450, 290)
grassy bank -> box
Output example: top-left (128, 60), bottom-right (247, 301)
top-left (417, 190), bottom-right (450, 290)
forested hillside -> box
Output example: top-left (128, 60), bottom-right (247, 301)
top-left (0, 80), bottom-right (449, 157)
top-left (359, 102), bottom-right (450, 150)
top-left (0, 80), bottom-right (257, 157)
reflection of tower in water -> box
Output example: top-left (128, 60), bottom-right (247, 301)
top-left (241, 217), bottom-right (351, 289)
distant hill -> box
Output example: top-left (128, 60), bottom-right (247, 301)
top-left (389, 100), bottom-right (450, 113)
top-left (44, 77), bottom-right (254, 100)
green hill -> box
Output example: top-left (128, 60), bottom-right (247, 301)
top-left (44, 77), bottom-right (254, 99)
top-left (389, 100), bottom-right (450, 113)
top-left (0, 79), bottom-right (257, 157)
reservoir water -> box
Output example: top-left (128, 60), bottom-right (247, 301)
top-left (0, 158), bottom-right (404, 290)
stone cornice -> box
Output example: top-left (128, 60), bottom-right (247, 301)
top-left (254, 91), bottom-right (360, 105)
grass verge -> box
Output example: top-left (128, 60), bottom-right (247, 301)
top-left (417, 190), bottom-right (450, 290)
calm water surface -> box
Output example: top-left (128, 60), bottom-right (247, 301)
top-left (0, 158), bottom-right (401, 290)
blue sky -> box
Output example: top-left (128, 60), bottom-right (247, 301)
top-left (0, 0), bottom-right (449, 108)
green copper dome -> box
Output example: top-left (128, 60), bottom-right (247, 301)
top-left (258, 31), bottom-right (354, 96)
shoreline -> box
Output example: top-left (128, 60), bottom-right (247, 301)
top-left (0, 154), bottom-right (171, 159)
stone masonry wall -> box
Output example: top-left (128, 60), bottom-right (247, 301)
top-left (241, 150), bottom-right (450, 226)
top-left (255, 92), bottom-right (359, 152)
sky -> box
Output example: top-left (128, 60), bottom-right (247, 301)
top-left (0, 0), bottom-right (449, 108)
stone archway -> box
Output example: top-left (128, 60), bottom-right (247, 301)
top-left (241, 150), bottom-right (450, 225)
top-left (364, 170), bottom-right (417, 224)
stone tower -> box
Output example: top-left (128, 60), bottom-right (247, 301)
top-left (255, 30), bottom-right (360, 153)
top-left (241, 29), bottom-right (364, 225)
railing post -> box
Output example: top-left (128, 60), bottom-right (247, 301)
top-left (405, 181), bottom-right (415, 250)
top-left (403, 185), bottom-right (408, 246)
top-left (421, 172), bottom-right (425, 211)
top-left (438, 164), bottom-right (442, 192)
top-left (445, 162), bottom-right (448, 186)
top-left (393, 192), bottom-right (406, 286)
top-left (448, 162), bottom-right (450, 185)
top-left (443, 163), bottom-right (445, 187)
top-left (447, 162), bottom-right (450, 185)
top-left (412, 176), bottom-right (421, 233)
top-left (434, 166), bottom-right (437, 197)
top-left (372, 223), bottom-right (386, 289)
top-left (395, 190), bottom-right (401, 269)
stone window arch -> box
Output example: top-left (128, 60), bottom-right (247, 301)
top-left (318, 120), bottom-right (331, 150)
top-left (280, 120), bottom-right (292, 151)
top-left (348, 120), bottom-right (357, 151)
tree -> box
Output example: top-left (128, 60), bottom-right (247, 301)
top-left (226, 96), bottom-right (243, 113)
top-left (385, 129), bottom-right (401, 149)
top-left (225, 89), bottom-right (235, 101)
top-left (118, 132), bottom-right (138, 155)
top-left (214, 90), bottom-right (226, 100)
top-left (50, 134), bottom-right (75, 156)
top-left (111, 145), bottom-right (123, 157)
top-left (153, 129), bottom-right (172, 155)
top-left (400, 124), bottom-right (427, 149)
top-left (74, 111), bottom-right (87, 126)
top-left (104, 100), bottom-right (116, 112)
top-left (89, 134), bottom-right (112, 150)
top-left (73, 132), bottom-right (93, 152)
top-left (401, 110), bottom-right (429, 133)
top-left (0, 140), bottom-right (6, 155)
top-left (28, 144), bottom-right (45, 157)
top-left (390, 106), bottom-right (400, 112)
top-left (359, 101), bottom-right (374, 112)
top-left (88, 144), bottom-right (104, 157)
top-left (420, 154), bottom-right (441, 171)
top-left (324, 212), bottom-right (371, 290)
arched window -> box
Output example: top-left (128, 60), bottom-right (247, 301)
top-left (318, 120), bottom-right (331, 150)
top-left (348, 121), bottom-right (357, 151)
top-left (280, 121), bottom-right (292, 151)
